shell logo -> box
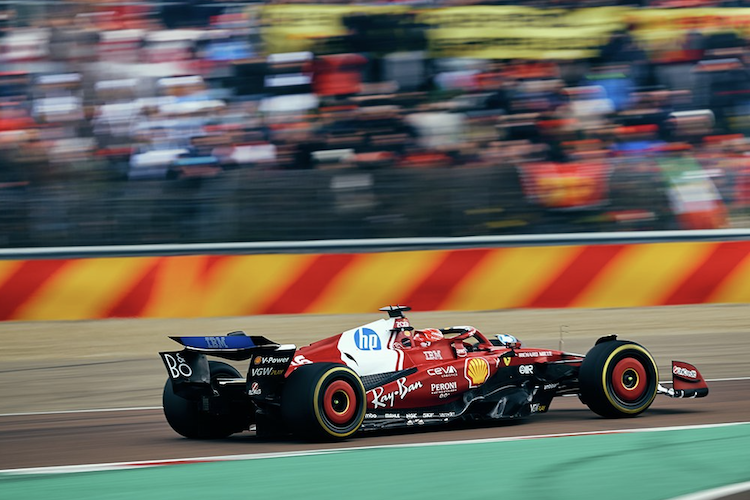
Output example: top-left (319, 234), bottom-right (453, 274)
top-left (465, 358), bottom-right (490, 388)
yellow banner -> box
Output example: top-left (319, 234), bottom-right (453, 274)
top-left (628, 8), bottom-right (750, 59)
top-left (259, 5), bottom-right (406, 54)
top-left (418, 6), bottom-right (627, 59)
top-left (258, 5), bottom-right (750, 60)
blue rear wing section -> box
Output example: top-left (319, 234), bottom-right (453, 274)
top-left (169, 333), bottom-right (285, 360)
top-left (172, 335), bottom-right (259, 350)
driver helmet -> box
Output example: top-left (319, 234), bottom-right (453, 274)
top-left (497, 333), bottom-right (521, 348)
top-left (413, 328), bottom-right (444, 347)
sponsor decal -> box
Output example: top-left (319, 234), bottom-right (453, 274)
top-left (405, 412), bottom-right (418, 419)
top-left (354, 328), bottom-right (381, 351)
top-left (519, 364), bottom-right (534, 375)
top-left (251, 367), bottom-right (285, 377)
top-left (365, 413), bottom-right (377, 419)
top-left (254, 355), bottom-right (290, 365)
top-left (530, 403), bottom-right (547, 413)
top-left (248, 382), bottom-right (262, 396)
top-left (290, 354), bottom-right (312, 367)
top-left (465, 358), bottom-right (490, 388)
top-left (423, 350), bottom-right (443, 361)
top-left (369, 377), bottom-right (423, 409)
top-left (384, 413), bottom-right (401, 419)
top-left (163, 353), bottom-right (192, 379)
top-left (395, 318), bottom-right (410, 329)
top-left (517, 351), bottom-right (553, 358)
top-left (496, 356), bottom-right (512, 367)
top-left (204, 336), bottom-right (229, 348)
top-left (673, 365), bottom-right (697, 380)
top-left (427, 365), bottom-right (458, 378)
top-left (543, 383), bottom-right (559, 390)
top-left (438, 412), bottom-right (456, 418)
top-left (423, 412), bottom-right (434, 418)
top-left (430, 381), bottom-right (458, 395)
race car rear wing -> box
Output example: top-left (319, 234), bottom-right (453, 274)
top-left (159, 331), bottom-right (296, 399)
top-left (168, 332), bottom-right (295, 361)
top-left (657, 361), bottom-right (709, 398)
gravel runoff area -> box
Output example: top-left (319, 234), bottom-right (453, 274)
top-left (1, 304), bottom-right (748, 414)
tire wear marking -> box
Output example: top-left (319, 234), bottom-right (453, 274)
top-left (601, 345), bottom-right (658, 413)
top-left (313, 367), bottom-right (365, 438)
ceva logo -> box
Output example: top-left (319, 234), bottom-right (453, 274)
top-left (354, 328), bottom-right (381, 351)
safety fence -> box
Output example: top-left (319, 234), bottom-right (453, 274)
top-left (1, 166), bottom-right (683, 249)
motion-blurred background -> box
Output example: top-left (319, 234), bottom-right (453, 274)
top-left (2, 0), bottom-right (750, 248)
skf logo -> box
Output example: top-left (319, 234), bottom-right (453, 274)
top-left (465, 358), bottom-right (490, 388)
top-left (354, 328), bottom-right (381, 351)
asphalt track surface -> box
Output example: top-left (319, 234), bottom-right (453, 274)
top-left (1, 304), bottom-right (749, 474)
top-left (1, 380), bottom-right (747, 471)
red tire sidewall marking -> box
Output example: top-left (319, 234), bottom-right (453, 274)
top-left (611, 357), bottom-right (647, 402)
top-left (323, 379), bottom-right (356, 425)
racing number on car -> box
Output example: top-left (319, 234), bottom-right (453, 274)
top-left (163, 353), bottom-right (193, 379)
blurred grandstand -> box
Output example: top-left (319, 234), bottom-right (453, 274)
top-left (1, 0), bottom-right (750, 247)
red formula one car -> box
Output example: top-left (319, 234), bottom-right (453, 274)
top-left (159, 306), bottom-right (708, 440)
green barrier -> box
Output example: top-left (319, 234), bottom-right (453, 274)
top-left (2, 424), bottom-right (749, 500)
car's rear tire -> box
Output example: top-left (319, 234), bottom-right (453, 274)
top-left (163, 360), bottom-right (251, 439)
top-left (579, 340), bottom-right (658, 418)
top-left (281, 363), bottom-right (366, 440)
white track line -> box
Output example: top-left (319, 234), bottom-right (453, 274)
top-left (0, 406), bottom-right (162, 418)
top-left (2, 421), bottom-right (748, 475)
top-left (669, 480), bottom-right (750, 500)
top-left (2, 376), bottom-right (748, 418)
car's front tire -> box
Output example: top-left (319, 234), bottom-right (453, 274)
top-left (579, 340), bottom-right (659, 418)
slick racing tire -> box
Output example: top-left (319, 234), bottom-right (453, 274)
top-left (282, 363), bottom-right (366, 441)
top-left (163, 361), bottom-right (251, 439)
top-left (579, 340), bottom-right (659, 418)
